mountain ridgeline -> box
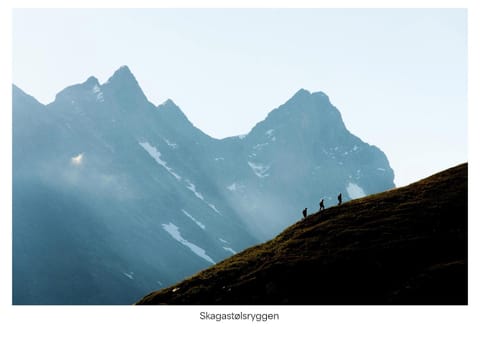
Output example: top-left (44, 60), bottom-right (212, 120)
top-left (137, 163), bottom-right (467, 305)
top-left (13, 66), bottom-right (394, 305)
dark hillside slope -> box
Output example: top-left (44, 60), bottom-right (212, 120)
top-left (137, 163), bottom-right (467, 305)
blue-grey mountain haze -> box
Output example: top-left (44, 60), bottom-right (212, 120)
top-left (13, 66), bottom-right (394, 304)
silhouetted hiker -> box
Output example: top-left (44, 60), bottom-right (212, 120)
top-left (302, 207), bottom-right (307, 219)
top-left (337, 193), bottom-right (342, 206)
top-left (319, 199), bottom-right (325, 211)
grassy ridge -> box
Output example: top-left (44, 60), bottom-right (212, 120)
top-left (137, 163), bottom-right (467, 305)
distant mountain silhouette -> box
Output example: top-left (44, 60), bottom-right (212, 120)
top-left (137, 163), bottom-right (467, 305)
top-left (13, 65), bottom-right (394, 304)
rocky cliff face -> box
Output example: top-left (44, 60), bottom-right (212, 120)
top-left (216, 88), bottom-right (394, 237)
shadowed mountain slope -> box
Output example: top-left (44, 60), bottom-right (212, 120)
top-left (137, 163), bottom-right (467, 305)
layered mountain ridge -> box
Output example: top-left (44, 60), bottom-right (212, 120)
top-left (13, 66), bottom-right (394, 304)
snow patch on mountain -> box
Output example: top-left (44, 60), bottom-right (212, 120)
top-left (346, 182), bottom-right (366, 199)
top-left (122, 272), bottom-right (134, 280)
top-left (223, 247), bottom-right (237, 254)
top-left (227, 182), bottom-right (246, 193)
top-left (248, 161), bottom-right (270, 178)
top-left (218, 239), bottom-right (237, 254)
top-left (185, 180), bottom-right (204, 200)
top-left (139, 141), bottom-right (181, 181)
top-left (92, 85), bottom-right (104, 102)
top-left (162, 222), bottom-right (215, 264)
top-left (182, 209), bottom-right (206, 230)
top-left (185, 180), bottom-right (221, 215)
top-left (265, 129), bottom-right (276, 142)
top-left (227, 182), bottom-right (238, 191)
top-left (208, 203), bottom-right (221, 215)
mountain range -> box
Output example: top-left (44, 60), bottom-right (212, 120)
top-left (13, 66), bottom-right (394, 304)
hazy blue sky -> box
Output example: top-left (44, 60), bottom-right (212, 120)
top-left (12, 8), bottom-right (467, 186)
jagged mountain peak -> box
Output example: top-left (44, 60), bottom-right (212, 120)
top-left (285, 88), bottom-right (331, 108)
top-left (289, 88), bottom-right (329, 102)
top-left (159, 98), bottom-right (180, 110)
top-left (51, 75), bottom-right (102, 105)
top-left (104, 65), bottom-right (142, 93)
top-left (248, 88), bottom-right (345, 142)
top-left (106, 65), bottom-right (136, 85)
top-left (49, 66), bottom-right (149, 112)
top-left (85, 76), bottom-right (100, 86)
top-left (101, 65), bottom-right (149, 110)
top-left (157, 97), bottom-right (210, 140)
top-left (293, 88), bottom-right (311, 96)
